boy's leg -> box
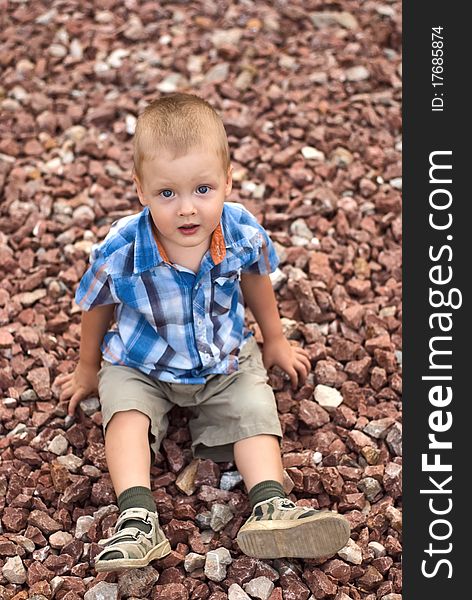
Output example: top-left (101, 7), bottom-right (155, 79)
top-left (233, 433), bottom-right (284, 490)
top-left (234, 434), bottom-right (287, 507)
top-left (105, 409), bottom-right (152, 496)
top-left (95, 358), bottom-right (174, 569)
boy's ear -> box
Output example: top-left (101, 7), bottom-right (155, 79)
top-left (133, 173), bottom-right (146, 206)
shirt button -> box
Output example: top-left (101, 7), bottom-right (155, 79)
top-left (197, 318), bottom-right (203, 325)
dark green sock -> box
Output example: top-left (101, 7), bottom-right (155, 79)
top-left (101, 486), bottom-right (157, 561)
top-left (248, 479), bottom-right (286, 510)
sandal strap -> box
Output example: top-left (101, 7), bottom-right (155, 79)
top-left (115, 507), bottom-right (154, 531)
top-left (99, 526), bottom-right (145, 547)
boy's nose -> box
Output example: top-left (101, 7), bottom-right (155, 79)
top-left (178, 196), bottom-right (197, 214)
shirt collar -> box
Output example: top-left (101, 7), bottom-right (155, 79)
top-left (133, 205), bottom-right (230, 274)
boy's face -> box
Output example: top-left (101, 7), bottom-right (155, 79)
top-left (134, 146), bottom-right (232, 257)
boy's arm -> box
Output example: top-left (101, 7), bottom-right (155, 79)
top-left (79, 304), bottom-right (116, 368)
top-left (240, 272), bottom-right (311, 388)
top-left (240, 273), bottom-right (283, 342)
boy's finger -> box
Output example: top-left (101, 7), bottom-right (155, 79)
top-left (68, 393), bottom-right (81, 414)
top-left (56, 373), bottom-right (70, 382)
top-left (289, 368), bottom-right (298, 389)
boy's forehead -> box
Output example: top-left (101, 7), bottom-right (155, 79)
top-left (142, 149), bottom-right (226, 185)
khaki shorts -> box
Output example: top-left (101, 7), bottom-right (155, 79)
top-left (97, 335), bottom-right (283, 464)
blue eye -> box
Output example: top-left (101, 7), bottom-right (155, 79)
top-left (160, 190), bottom-right (173, 198)
top-left (197, 185), bottom-right (210, 194)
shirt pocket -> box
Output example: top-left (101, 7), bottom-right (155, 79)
top-left (211, 270), bottom-right (241, 315)
top-left (113, 276), bottom-right (142, 309)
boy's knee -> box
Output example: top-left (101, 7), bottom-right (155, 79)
top-left (106, 409), bottom-right (151, 433)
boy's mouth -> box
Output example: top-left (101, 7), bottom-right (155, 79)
top-left (178, 224), bottom-right (200, 234)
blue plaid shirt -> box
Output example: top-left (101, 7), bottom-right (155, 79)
top-left (74, 202), bottom-right (280, 383)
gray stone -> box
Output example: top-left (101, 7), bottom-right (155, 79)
top-left (395, 351), bottom-right (402, 366)
top-left (84, 581), bottom-right (118, 599)
top-left (243, 576), bottom-right (275, 600)
top-left (184, 552), bottom-right (206, 573)
top-left (363, 418), bottom-right (395, 439)
top-left (358, 477), bottom-right (382, 501)
top-left (210, 503), bottom-right (234, 532)
top-left (204, 547), bottom-right (233, 582)
top-left (386, 422), bottom-right (402, 456)
top-left (47, 434), bottom-right (68, 455)
top-left (196, 510), bottom-right (212, 529)
top-left (79, 396), bottom-right (100, 416)
top-left (220, 470), bottom-right (244, 491)
top-left (56, 453), bottom-right (83, 472)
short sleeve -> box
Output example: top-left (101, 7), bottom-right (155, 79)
top-left (74, 243), bottom-right (117, 311)
top-left (241, 222), bottom-right (280, 275)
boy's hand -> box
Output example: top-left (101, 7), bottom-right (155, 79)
top-left (54, 362), bottom-right (100, 417)
top-left (261, 335), bottom-right (312, 390)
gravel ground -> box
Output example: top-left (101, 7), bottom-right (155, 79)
top-left (0, 1), bottom-right (402, 599)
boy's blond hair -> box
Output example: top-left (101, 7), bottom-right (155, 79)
top-left (132, 92), bottom-right (230, 183)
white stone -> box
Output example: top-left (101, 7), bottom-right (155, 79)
top-left (35, 8), bottom-right (58, 25)
top-left (243, 576), bottom-right (274, 600)
top-left (205, 62), bottom-right (230, 83)
top-left (204, 547), bottom-right (232, 582)
top-left (290, 218), bottom-right (313, 240)
top-left (309, 71), bottom-right (328, 84)
top-left (314, 384), bottom-right (344, 411)
top-left (345, 66), bottom-right (370, 81)
top-left (75, 515), bottom-right (94, 540)
top-left (84, 581), bottom-right (119, 599)
top-left (389, 177), bottom-right (402, 190)
top-left (125, 113), bottom-right (137, 135)
top-left (50, 531), bottom-right (74, 549)
top-left (368, 541), bottom-right (387, 558)
top-left (184, 552), bottom-right (206, 572)
top-left (107, 48), bottom-right (130, 69)
top-left (69, 38), bottom-right (83, 60)
top-left (301, 146), bottom-right (325, 161)
top-left (337, 538), bottom-right (362, 564)
top-left (211, 28), bottom-right (242, 48)
top-left (269, 267), bottom-right (287, 291)
top-left (2, 556), bottom-right (27, 584)
top-left (310, 11), bottom-right (358, 30)
top-left (49, 43), bottom-right (67, 58)
top-left (94, 10), bottom-right (114, 23)
top-left (228, 583), bottom-right (251, 600)
top-left (94, 61), bottom-right (110, 75)
top-left (156, 72), bottom-right (185, 93)
top-left (47, 434), bottom-right (68, 455)
top-left (283, 265), bottom-right (307, 282)
top-left (56, 453), bottom-right (83, 472)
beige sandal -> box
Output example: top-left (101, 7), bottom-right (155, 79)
top-left (94, 507), bottom-right (171, 572)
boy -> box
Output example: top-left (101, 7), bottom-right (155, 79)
top-left (56, 93), bottom-right (350, 572)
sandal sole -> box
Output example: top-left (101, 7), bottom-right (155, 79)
top-left (94, 538), bottom-right (171, 572)
top-left (236, 512), bottom-right (350, 559)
